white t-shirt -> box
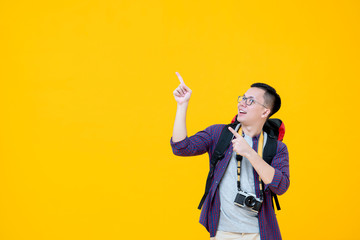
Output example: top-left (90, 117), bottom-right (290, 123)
top-left (218, 124), bottom-right (267, 233)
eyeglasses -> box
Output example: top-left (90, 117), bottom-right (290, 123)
top-left (238, 95), bottom-right (268, 108)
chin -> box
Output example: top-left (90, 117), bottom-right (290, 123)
top-left (236, 115), bottom-right (245, 123)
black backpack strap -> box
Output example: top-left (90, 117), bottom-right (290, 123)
top-left (263, 118), bottom-right (282, 138)
top-left (272, 193), bottom-right (281, 210)
top-left (198, 123), bottom-right (237, 210)
top-left (262, 128), bottom-right (281, 211)
top-left (262, 133), bottom-right (277, 165)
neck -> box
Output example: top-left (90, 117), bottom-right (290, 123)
top-left (241, 123), bottom-right (264, 138)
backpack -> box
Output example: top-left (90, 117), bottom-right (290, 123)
top-left (198, 116), bottom-right (285, 210)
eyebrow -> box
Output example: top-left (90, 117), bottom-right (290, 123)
top-left (243, 94), bottom-right (255, 99)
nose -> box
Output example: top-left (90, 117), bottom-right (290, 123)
top-left (238, 99), bottom-right (246, 108)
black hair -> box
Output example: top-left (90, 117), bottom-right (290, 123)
top-left (250, 83), bottom-right (281, 118)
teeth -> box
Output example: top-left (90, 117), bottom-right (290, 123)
top-left (239, 110), bottom-right (246, 113)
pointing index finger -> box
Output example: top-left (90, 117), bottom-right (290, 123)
top-left (228, 127), bottom-right (241, 138)
top-left (175, 72), bottom-right (185, 84)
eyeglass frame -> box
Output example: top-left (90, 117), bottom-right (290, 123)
top-left (238, 95), bottom-right (268, 108)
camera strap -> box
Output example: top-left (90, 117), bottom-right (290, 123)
top-left (236, 127), bottom-right (265, 200)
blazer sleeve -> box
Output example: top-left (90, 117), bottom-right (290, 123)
top-left (170, 125), bottom-right (223, 157)
top-left (265, 141), bottom-right (290, 195)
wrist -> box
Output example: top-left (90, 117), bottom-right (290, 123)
top-left (245, 148), bottom-right (257, 160)
top-left (177, 102), bottom-right (189, 109)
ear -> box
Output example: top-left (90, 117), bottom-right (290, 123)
top-left (262, 108), bottom-right (271, 119)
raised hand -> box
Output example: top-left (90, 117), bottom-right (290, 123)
top-left (173, 72), bottom-right (192, 104)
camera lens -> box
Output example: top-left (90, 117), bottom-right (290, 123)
top-left (244, 196), bottom-right (256, 207)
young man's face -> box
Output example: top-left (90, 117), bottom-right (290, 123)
top-left (236, 87), bottom-right (271, 125)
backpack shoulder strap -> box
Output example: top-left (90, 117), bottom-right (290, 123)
top-left (209, 122), bottom-right (237, 168)
top-left (263, 120), bottom-right (282, 211)
top-left (263, 134), bottom-right (278, 165)
top-left (198, 122), bottom-right (237, 210)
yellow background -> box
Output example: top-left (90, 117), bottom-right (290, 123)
top-left (0, 0), bottom-right (359, 239)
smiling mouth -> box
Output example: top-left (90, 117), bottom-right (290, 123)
top-left (239, 110), bottom-right (247, 114)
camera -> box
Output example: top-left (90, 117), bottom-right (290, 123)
top-left (234, 191), bottom-right (262, 213)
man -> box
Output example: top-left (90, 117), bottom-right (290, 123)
top-left (170, 72), bottom-right (289, 240)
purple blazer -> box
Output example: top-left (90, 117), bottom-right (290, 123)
top-left (170, 124), bottom-right (290, 240)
